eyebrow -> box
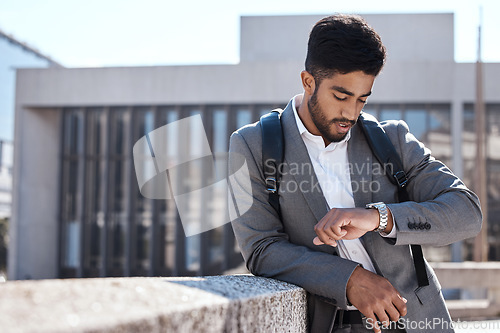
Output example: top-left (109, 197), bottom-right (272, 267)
top-left (331, 86), bottom-right (372, 98)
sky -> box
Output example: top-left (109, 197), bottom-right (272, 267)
top-left (0, 0), bottom-right (499, 68)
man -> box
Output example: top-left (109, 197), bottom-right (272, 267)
top-left (228, 14), bottom-right (482, 333)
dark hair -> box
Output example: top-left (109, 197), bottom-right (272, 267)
top-left (305, 14), bottom-right (386, 82)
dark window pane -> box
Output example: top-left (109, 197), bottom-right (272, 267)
top-left (213, 109), bottom-right (228, 153)
top-left (86, 108), bottom-right (105, 156)
top-left (110, 108), bottom-right (130, 156)
top-left (380, 108), bottom-right (401, 122)
top-left (63, 108), bottom-right (84, 155)
top-left (62, 221), bottom-right (80, 268)
top-left (405, 109), bottom-right (427, 140)
top-left (236, 108), bottom-right (252, 129)
top-left (429, 109), bottom-right (450, 132)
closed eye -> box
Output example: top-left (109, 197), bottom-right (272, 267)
top-left (333, 94), bottom-right (347, 101)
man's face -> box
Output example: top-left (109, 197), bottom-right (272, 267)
top-left (307, 71), bottom-right (376, 144)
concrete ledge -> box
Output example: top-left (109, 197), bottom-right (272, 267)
top-left (0, 275), bottom-right (307, 332)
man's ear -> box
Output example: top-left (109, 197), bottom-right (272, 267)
top-left (301, 71), bottom-right (316, 95)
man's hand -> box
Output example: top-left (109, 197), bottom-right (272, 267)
top-left (312, 207), bottom-right (393, 247)
top-left (347, 266), bottom-right (407, 333)
top-left (313, 208), bottom-right (378, 246)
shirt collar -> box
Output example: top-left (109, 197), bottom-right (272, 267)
top-left (291, 93), bottom-right (351, 148)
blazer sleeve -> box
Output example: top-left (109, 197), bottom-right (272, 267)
top-left (384, 121), bottom-right (482, 246)
top-left (228, 130), bottom-right (359, 310)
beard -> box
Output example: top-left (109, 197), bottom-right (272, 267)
top-left (307, 91), bottom-right (356, 144)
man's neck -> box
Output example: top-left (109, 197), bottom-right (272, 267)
top-left (296, 94), bottom-right (331, 146)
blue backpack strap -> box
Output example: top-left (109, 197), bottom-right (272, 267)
top-left (358, 112), bottom-right (429, 288)
top-left (260, 109), bottom-right (284, 218)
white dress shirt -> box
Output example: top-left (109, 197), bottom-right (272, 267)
top-left (291, 94), bottom-right (396, 278)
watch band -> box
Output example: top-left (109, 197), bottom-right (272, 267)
top-left (366, 202), bottom-right (388, 234)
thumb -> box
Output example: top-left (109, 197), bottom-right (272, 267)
top-left (313, 237), bottom-right (324, 245)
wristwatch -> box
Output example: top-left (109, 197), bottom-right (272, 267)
top-left (366, 202), bottom-right (388, 235)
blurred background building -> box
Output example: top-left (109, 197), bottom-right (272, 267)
top-left (7, 13), bottom-right (500, 280)
top-left (0, 29), bottom-right (62, 276)
top-left (0, 29), bottom-right (61, 219)
top-left (0, 140), bottom-right (13, 220)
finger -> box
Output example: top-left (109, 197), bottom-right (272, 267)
top-left (385, 305), bottom-right (401, 323)
top-left (318, 211), bottom-right (348, 240)
top-left (393, 294), bottom-right (408, 317)
top-left (366, 314), bottom-right (381, 333)
top-left (314, 220), bottom-right (338, 246)
top-left (313, 236), bottom-right (337, 247)
top-left (313, 224), bottom-right (337, 246)
top-left (374, 310), bottom-right (390, 329)
top-left (313, 236), bottom-right (324, 246)
top-left (314, 229), bottom-right (334, 246)
top-left (314, 216), bottom-right (328, 242)
top-left (321, 223), bottom-right (346, 241)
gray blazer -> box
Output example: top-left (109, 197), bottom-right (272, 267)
top-left (228, 98), bottom-right (482, 333)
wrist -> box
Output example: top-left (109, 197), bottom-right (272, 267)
top-left (366, 202), bottom-right (390, 235)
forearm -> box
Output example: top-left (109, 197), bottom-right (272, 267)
top-left (388, 190), bottom-right (482, 246)
top-left (233, 221), bottom-right (360, 309)
top-left (385, 121), bottom-right (482, 246)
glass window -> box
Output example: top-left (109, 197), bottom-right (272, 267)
top-left (189, 109), bottom-right (204, 158)
top-left (132, 108), bottom-right (155, 275)
top-left (429, 108), bottom-right (451, 132)
top-left (110, 107), bottom-right (130, 156)
top-left (487, 105), bottom-right (500, 136)
top-left (58, 103), bottom-right (267, 277)
top-left (257, 105), bottom-right (280, 118)
top-left (258, 106), bottom-right (271, 117)
top-left (86, 108), bottom-right (105, 156)
top-left (62, 221), bottom-right (80, 268)
top-left (362, 105), bottom-right (377, 118)
top-left (183, 109), bottom-right (204, 272)
top-left (379, 108), bottom-right (402, 122)
top-left (486, 104), bottom-right (500, 260)
top-left (63, 108), bottom-right (84, 155)
top-left (405, 109), bottom-right (427, 141)
top-left (236, 108), bottom-right (252, 129)
top-left (108, 214), bottom-right (126, 275)
top-left (213, 109), bottom-right (228, 153)
top-left (135, 214), bottom-right (152, 273)
top-left (61, 109), bottom-right (85, 276)
top-left (463, 105), bottom-right (475, 133)
top-left (134, 108), bottom-right (154, 214)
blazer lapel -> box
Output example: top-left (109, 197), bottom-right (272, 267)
top-left (347, 123), bottom-right (379, 257)
top-left (347, 123), bottom-right (373, 208)
top-left (281, 101), bottom-right (329, 223)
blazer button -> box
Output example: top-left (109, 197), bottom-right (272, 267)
top-left (425, 223), bottom-right (431, 230)
top-left (419, 223), bottom-right (426, 230)
top-left (408, 222), bottom-right (414, 229)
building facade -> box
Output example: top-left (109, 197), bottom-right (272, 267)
top-left (9, 13), bottom-right (500, 280)
top-left (0, 140), bottom-right (13, 219)
top-left (0, 29), bottom-right (62, 220)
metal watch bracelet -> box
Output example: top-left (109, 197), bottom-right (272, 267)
top-left (366, 202), bottom-right (388, 234)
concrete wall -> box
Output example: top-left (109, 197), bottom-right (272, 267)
top-left (0, 268), bottom-right (498, 332)
top-left (240, 13), bottom-right (454, 64)
top-left (13, 60), bottom-right (500, 107)
top-left (0, 275), bottom-right (307, 332)
top-left (9, 104), bottom-right (61, 280)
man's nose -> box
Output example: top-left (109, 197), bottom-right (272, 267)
top-left (341, 101), bottom-right (359, 121)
